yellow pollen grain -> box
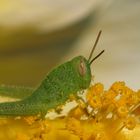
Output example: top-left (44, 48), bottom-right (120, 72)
top-left (117, 106), bottom-right (128, 118)
top-left (124, 117), bottom-right (136, 130)
top-left (23, 116), bottom-right (38, 125)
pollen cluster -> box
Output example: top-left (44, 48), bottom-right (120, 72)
top-left (0, 81), bottom-right (140, 140)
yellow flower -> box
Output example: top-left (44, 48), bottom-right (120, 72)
top-left (110, 81), bottom-right (125, 93)
top-left (88, 96), bottom-right (102, 109)
top-left (102, 90), bottom-right (116, 109)
top-left (117, 105), bottom-right (128, 118)
top-left (86, 83), bottom-right (103, 109)
top-left (66, 117), bottom-right (83, 138)
top-left (136, 89), bottom-right (140, 101)
top-left (124, 117), bottom-right (136, 130)
top-left (68, 106), bottom-right (86, 119)
top-left (86, 83), bottom-right (104, 100)
top-left (23, 116), bottom-right (38, 125)
top-left (0, 81), bottom-right (140, 140)
top-left (16, 133), bottom-right (29, 140)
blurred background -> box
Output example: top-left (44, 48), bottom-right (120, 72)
top-left (0, 0), bottom-right (140, 90)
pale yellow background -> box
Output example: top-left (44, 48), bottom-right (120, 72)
top-left (0, 0), bottom-right (140, 90)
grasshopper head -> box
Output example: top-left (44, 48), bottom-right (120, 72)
top-left (71, 56), bottom-right (91, 89)
top-left (71, 30), bottom-right (104, 89)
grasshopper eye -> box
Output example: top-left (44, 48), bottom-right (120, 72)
top-left (78, 60), bottom-right (86, 76)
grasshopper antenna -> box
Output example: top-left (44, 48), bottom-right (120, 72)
top-left (89, 50), bottom-right (105, 65)
top-left (88, 30), bottom-right (102, 62)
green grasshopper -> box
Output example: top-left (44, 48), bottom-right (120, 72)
top-left (0, 31), bottom-right (104, 117)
